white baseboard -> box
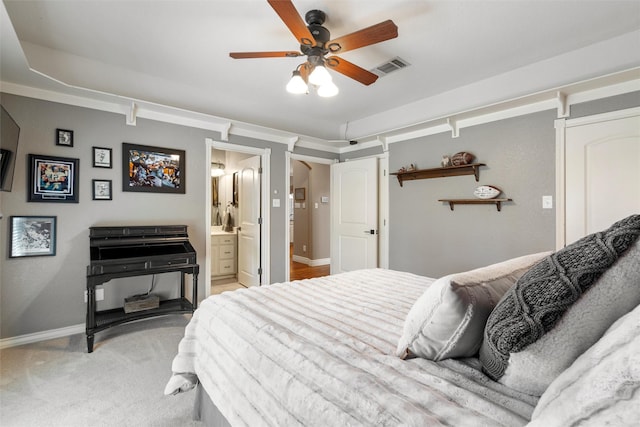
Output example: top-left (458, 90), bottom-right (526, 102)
top-left (309, 258), bottom-right (330, 267)
top-left (0, 323), bottom-right (85, 350)
top-left (292, 255), bottom-right (330, 267)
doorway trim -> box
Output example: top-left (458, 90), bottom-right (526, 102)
top-left (206, 138), bottom-right (271, 296)
top-left (285, 152), bottom-right (336, 281)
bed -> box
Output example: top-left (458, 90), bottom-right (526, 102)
top-left (166, 214), bottom-right (640, 426)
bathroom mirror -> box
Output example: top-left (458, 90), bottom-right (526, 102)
top-left (212, 176), bottom-right (219, 206)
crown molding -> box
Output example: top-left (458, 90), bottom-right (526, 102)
top-left (3, 67), bottom-right (639, 154)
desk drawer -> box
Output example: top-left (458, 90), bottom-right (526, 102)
top-left (149, 257), bottom-right (191, 268)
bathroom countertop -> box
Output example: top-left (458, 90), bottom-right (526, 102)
top-left (211, 226), bottom-right (237, 235)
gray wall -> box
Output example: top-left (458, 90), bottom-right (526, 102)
top-left (1, 90), bottom-right (637, 339)
top-left (309, 163), bottom-right (330, 260)
top-left (292, 160), bottom-right (309, 258)
top-left (0, 92), bottom-right (327, 338)
top-left (387, 92), bottom-right (640, 278)
top-left (389, 111), bottom-right (557, 277)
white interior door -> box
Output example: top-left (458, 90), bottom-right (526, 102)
top-left (330, 157), bottom-right (378, 273)
top-left (238, 155), bottom-right (261, 286)
top-left (560, 108), bottom-right (640, 245)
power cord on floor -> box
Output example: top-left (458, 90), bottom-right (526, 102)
top-left (130, 275), bottom-right (156, 298)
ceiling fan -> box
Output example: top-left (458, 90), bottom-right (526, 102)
top-left (229, 0), bottom-right (398, 95)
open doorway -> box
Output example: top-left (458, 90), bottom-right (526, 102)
top-left (205, 139), bottom-right (270, 297)
top-left (287, 154), bottom-right (332, 281)
top-left (209, 148), bottom-right (251, 294)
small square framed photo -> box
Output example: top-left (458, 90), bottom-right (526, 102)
top-left (92, 179), bottom-right (112, 200)
top-left (92, 146), bottom-right (112, 168)
top-left (56, 128), bottom-right (74, 147)
top-left (9, 216), bottom-right (57, 258)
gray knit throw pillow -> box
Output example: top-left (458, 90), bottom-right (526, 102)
top-left (480, 214), bottom-right (640, 381)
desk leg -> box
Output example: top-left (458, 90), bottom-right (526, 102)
top-left (86, 283), bottom-right (96, 353)
top-left (180, 273), bottom-right (185, 299)
top-left (87, 334), bottom-right (95, 353)
top-left (192, 267), bottom-right (199, 309)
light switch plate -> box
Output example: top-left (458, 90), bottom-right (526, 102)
top-left (272, 198), bottom-right (280, 207)
top-left (542, 195), bottom-right (553, 209)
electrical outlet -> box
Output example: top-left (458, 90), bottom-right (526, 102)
top-left (84, 288), bottom-right (105, 302)
top-left (303, 245), bottom-right (306, 252)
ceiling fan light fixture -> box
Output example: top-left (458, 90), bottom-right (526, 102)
top-left (286, 70), bottom-right (308, 94)
top-left (308, 63), bottom-right (332, 86)
top-left (211, 162), bottom-right (225, 177)
top-left (317, 81), bottom-right (339, 97)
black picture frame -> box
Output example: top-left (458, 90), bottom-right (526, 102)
top-left (56, 128), bottom-right (74, 147)
top-left (28, 154), bottom-right (79, 203)
top-left (92, 179), bottom-right (112, 200)
top-left (9, 215), bottom-right (57, 258)
top-left (294, 187), bottom-right (306, 201)
top-left (122, 143), bottom-right (185, 194)
top-left (92, 146), bottom-right (112, 168)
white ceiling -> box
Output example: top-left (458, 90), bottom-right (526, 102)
top-left (2, 0), bottom-right (640, 146)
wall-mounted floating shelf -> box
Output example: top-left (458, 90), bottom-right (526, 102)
top-left (438, 198), bottom-right (513, 212)
top-left (391, 163), bottom-right (485, 187)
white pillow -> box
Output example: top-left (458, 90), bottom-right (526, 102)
top-left (396, 252), bottom-right (550, 361)
top-left (528, 304), bottom-right (640, 426)
top-left (498, 238), bottom-right (640, 396)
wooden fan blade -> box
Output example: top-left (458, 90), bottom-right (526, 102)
top-left (326, 20), bottom-right (398, 54)
top-left (326, 56), bottom-right (378, 86)
top-left (267, 0), bottom-right (316, 47)
top-left (229, 51), bottom-right (303, 59)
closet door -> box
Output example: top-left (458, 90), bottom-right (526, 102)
top-left (330, 157), bottom-right (378, 273)
top-left (558, 107), bottom-right (640, 246)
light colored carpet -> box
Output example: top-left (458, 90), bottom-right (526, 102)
top-left (0, 315), bottom-right (200, 427)
top-left (211, 282), bottom-right (245, 295)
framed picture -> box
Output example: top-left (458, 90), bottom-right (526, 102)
top-left (92, 179), bottom-right (112, 200)
top-left (28, 154), bottom-right (79, 203)
top-left (56, 128), bottom-right (74, 147)
top-left (294, 187), bottom-right (305, 201)
top-left (122, 143), bottom-right (185, 194)
top-left (92, 146), bottom-right (112, 168)
top-left (9, 216), bottom-right (57, 258)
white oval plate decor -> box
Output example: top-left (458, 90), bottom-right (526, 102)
top-left (474, 185), bottom-right (501, 199)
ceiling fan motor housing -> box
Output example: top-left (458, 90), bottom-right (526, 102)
top-left (305, 9), bottom-right (326, 26)
top-left (301, 10), bottom-right (330, 54)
